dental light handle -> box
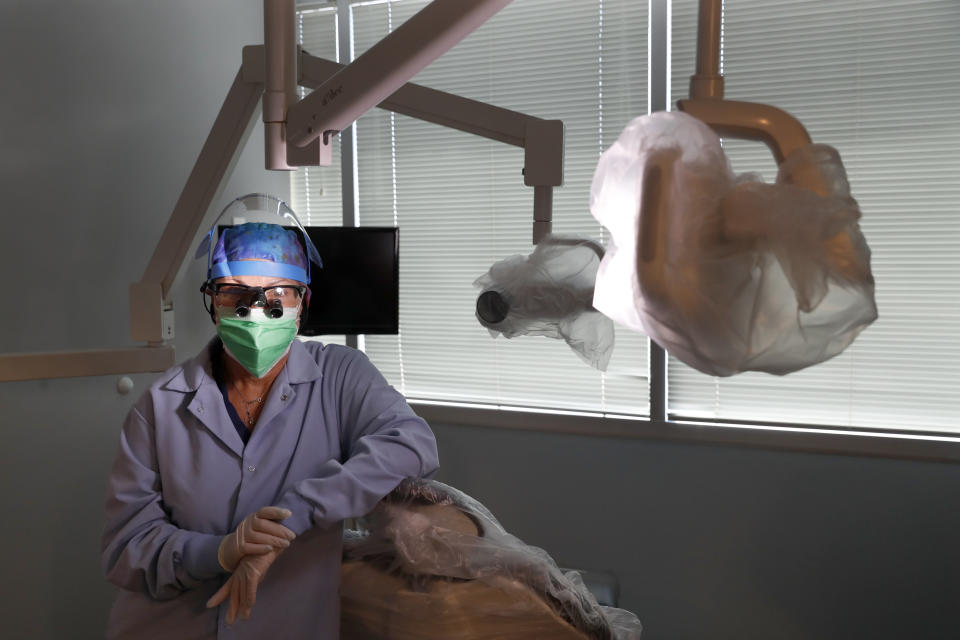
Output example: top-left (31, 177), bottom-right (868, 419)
top-left (676, 98), bottom-right (812, 164)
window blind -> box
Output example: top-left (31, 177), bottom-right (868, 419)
top-left (669, 0), bottom-right (960, 432)
top-left (291, 1), bottom-right (958, 435)
top-left (343, 0), bottom-right (650, 415)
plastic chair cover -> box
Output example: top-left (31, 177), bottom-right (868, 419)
top-left (340, 478), bottom-right (643, 640)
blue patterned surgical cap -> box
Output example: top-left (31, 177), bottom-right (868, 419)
top-left (210, 222), bottom-right (310, 284)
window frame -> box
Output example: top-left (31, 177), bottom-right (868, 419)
top-left (409, 400), bottom-right (960, 463)
top-left (294, 0), bottom-right (960, 462)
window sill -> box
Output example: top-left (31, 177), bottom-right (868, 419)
top-left (409, 400), bottom-right (960, 464)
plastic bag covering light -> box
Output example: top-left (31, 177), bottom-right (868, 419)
top-left (474, 236), bottom-right (614, 371)
top-left (590, 111), bottom-right (877, 377)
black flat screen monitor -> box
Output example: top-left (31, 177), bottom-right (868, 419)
top-left (216, 225), bottom-right (399, 335)
top-left (301, 226), bottom-right (399, 336)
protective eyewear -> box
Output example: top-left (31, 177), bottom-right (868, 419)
top-left (201, 282), bottom-right (306, 319)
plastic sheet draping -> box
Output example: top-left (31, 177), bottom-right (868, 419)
top-left (590, 111), bottom-right (877, 376)
top-left (340, 478), bottom-right (643, 640)
top-left (474, 237), bottom-right (615, 371)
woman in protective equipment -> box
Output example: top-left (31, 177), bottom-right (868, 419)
top-left (100, 194), bottom-right (439, 639)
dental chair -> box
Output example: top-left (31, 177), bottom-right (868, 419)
top-left (340, 478), bottom-right (643, 640)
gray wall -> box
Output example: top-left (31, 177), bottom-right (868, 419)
top-left (430, 423), bottom-right (960, 640)
top-left (0, 1), bottom-right (287, 637)
top-left (1, 2), bottom-right (958, 640)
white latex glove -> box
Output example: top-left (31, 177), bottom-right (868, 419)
top-left (217, 506), bottom-right (295, 572)
top-left (207, 548), bottom-right (282, 624)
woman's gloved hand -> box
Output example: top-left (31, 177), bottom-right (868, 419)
top-left (217, 506), bottom-right (296, 572)
top-left (207, 548), bottom-right (282, 624)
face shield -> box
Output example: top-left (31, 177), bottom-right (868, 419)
top-left (195, 193), bottom-right (324, 283)
top-left (196, 194), bottom-right (323, 329)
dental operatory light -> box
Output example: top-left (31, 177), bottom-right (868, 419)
top-left (474, 236), bottom-right (614, 371)
top-left (473, 0), bottom-right (877, 376)
top-left (588, 0), bottom-right (877, 376)
top-left (590, 111), bottom-right (877, 376)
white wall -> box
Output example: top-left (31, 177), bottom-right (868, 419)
top-left (0, 1), bottom-right (287, 637)
top-left (1, 2), bottom-right (958, 639)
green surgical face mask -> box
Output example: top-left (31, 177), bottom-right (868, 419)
top-left (216, 306), bottom-right (299, 378)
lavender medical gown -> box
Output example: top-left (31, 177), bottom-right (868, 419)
top-left (101, 339), bottom-right (439, 639)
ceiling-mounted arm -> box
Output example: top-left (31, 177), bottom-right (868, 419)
top-left (677, 0), bottom-right (812, 164)
top-left (132, 66), bottom-right (264, 340)
top-left (262, 0), bottom-right (297, 170)
top-left (0, 0), bottom-right (552, 382)
top-left (689, 0), bottom-right (724, 100)
top-left (297, 50), bottom-right (563, 244)
top-left (286, 0), bottom-right (513, 150)
top-left (261, 0), bottom-right (329, 169)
